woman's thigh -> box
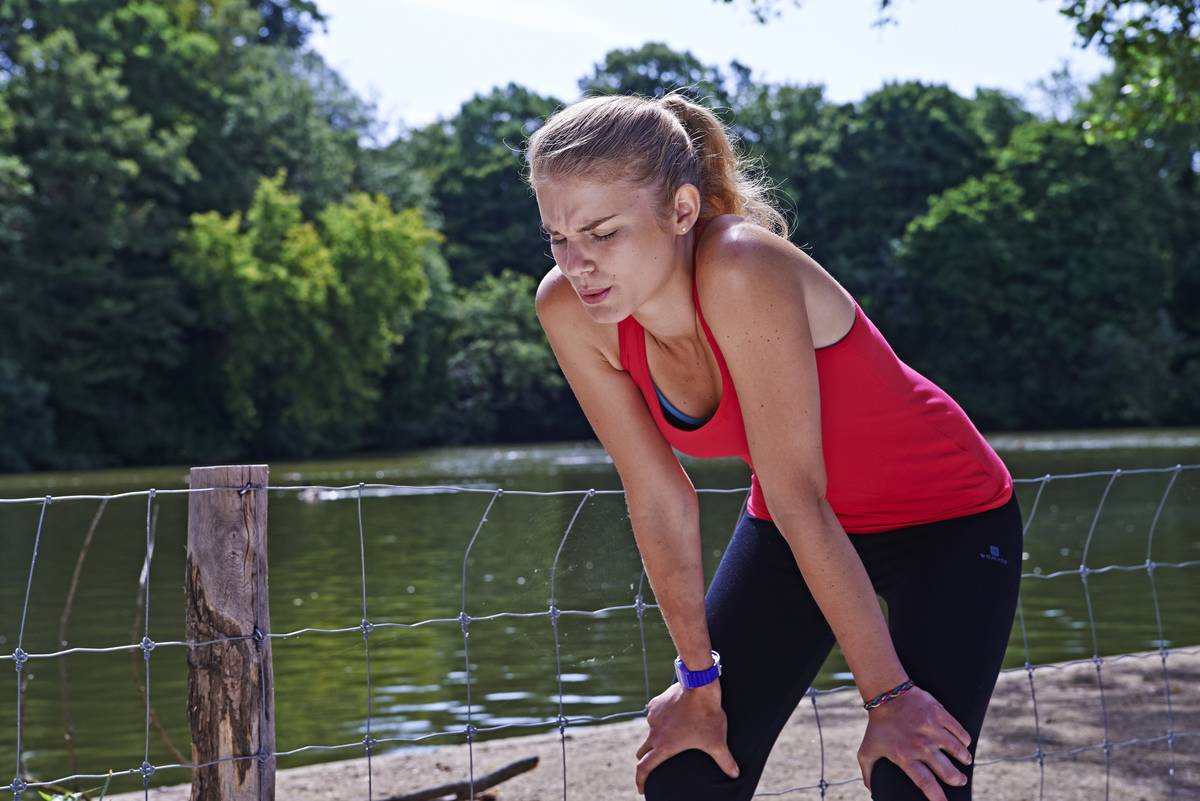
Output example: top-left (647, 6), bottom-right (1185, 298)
top-left (861, 493), bottom-right (1025, 800)
top-left (644, 511), bottom-right (837, 801)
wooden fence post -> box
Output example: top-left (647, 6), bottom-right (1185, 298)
top-left (185, 465), bottom-right (275, 800)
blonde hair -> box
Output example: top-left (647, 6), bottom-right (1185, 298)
top-left (523, 89), bottom-right (788, 238)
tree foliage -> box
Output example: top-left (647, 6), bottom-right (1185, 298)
top-left (1061, 0), bottom-right (1200, 134)
top-left (578, 41), bottom-right (733, 106)
top-left (174, 171), bottom-right (433, 457)
top-left (400, 83), bottom-right (562, 286)
top-left (896, 122), bottom-right (1175, 427)
top-left (1, 25), bottom-right (197, 467)
top-left (0, 0), bottom-right (413, 469)
top-left (0, 9), bottom-right (1195, 472)
top-left (441, 270), bottom-right (567, 443)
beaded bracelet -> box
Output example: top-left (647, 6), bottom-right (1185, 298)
top-left (863, 679), bottom-right (914, 711)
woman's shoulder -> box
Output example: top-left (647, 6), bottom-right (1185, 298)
top-left (695, 214), bottom-right (856, 349)
top-left (696, 212), bottom-right (787, 281)
top-left (535, 265), bottom-right (625, 371)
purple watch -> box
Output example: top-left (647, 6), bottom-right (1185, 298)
top-left (674, 650), bottom-right (722, 689)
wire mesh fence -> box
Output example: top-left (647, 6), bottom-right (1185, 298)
top-left (2, 462), bottom-right (1197, 799)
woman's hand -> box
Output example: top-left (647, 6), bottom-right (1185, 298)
top-left (856, 685), bottom-right (974, 801)
top-left (634, 680), bottom-right (740, 794)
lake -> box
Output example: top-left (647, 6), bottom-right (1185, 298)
top-left (1, 428), bottom-right (1197, 796)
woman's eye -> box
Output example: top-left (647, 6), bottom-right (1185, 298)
top-left (548, 232), bottom-right (616, 246)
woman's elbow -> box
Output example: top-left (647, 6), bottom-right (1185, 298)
top-left (764, 478), bottom-right (826, 523)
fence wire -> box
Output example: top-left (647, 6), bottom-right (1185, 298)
top-left (2, 463), bottom-right (1198, 799)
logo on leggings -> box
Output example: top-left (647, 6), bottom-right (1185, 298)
top-left (980, 544), bottom-right (1008, 566)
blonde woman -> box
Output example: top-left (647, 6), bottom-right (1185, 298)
top-left (526, 91), bottom-right (1021, 801)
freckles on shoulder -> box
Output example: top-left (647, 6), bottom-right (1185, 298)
top-left (693, 220), bottom-right (828, 508)
top-left (694, 221), bottom-right (811, 328)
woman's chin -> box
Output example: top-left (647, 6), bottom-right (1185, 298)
top-left (586, 304), bottom-right (625, 325)
top-left (580, 292), bottom-right (624, 322)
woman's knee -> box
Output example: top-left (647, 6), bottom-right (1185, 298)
top-left (869, 756), bottom-right (976, 800)
top-left (643, 748), bottom-right (755, 801)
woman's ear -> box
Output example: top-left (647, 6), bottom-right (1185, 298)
top-left (672, 183), bottom-right (702, 233)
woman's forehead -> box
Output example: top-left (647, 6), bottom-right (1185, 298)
top-left (536, 178), bottom-right (646, 228)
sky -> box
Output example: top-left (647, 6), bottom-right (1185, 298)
top-left (309, 0), bottom-right (1112, 136)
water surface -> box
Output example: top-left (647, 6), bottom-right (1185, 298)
top-left (0, 428), bottom-right (1196, 795)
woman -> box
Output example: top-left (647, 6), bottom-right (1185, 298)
top-left (525, 90), bottom-right (1022, 801)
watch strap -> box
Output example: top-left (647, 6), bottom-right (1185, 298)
top-left (674, 650), bottom-right (722, 689)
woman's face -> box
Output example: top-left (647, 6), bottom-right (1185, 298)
top-left (535, 175), bottom-right (683, 325)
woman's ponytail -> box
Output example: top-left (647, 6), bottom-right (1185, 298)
top-left (526, 89), bottom-right (788, 238)
top-left (658, 91), bottom-right (788, 237)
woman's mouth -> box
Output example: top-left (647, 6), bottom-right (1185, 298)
top-left (580, 287), bottom-right (611, 305)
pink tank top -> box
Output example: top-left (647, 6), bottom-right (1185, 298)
top-left (616, 223), bottom-right (1013, 534)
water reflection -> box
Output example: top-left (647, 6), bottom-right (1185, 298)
top-left (0, 429), bottom-right (1196, 794)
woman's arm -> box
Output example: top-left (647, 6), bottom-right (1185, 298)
top-left (773, 497), bottom-right (906, 701)
top-left (628, 492), bottom-right (716, 672)
top-left (693, 221), bottom-right (906, 699)
top-left (535, 267), bottom-right (741, 791)
top-left (699, 222), bottom-right (973, 799)
top-left (534, 267), bottom-right (717, 670)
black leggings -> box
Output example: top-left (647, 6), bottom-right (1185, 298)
top-left (644, 492), bottom-right (1024, 800)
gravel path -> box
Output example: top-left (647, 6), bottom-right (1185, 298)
top-left (113, 648), bottom-right (1198, 800)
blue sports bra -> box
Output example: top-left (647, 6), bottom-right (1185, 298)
top-left (653, 380), bottom-right (711, 431)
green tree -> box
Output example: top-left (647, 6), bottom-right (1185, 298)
top-left (439, 270), bottom-right (567, 444)
top-left (1043, 63), bottom-right (1198, 424)
top-left (403, 83), bottom-right (562, 286)
top-left (1060, 0), bottom-right (1199, 134)
top-left (0, 0), bottom-right (326, 52)
top-left (0, 359), bottom-right (54, 472)
top-left (728, 80), bottom-right (840, 247)
top-left (174, 171), bottom-right (434, 457)
top-left (791, 82), bottom-right (998, 332)
top-left (0, 93), bottom-right (48, 471)
top-left (895, 120), bottom-right (1173, 428)
top-left (11, 0), bottom-right (365, 215)
top-left (367, 266), bottom-right (574, 450)
top-left (1032, 62), bottom-right (1198, 423)
top-left (0, 0), bottom-right (397, 468)
top-left (357, 128), bottom-right (438, 219)
top-left (716, 0), bottom-right (1198, 176)
top-left (2, 28), bottom-right (197, 468)
top-left (367, 246), bottom-right (458, 451)
top-left (251, 0), bottom-right (327, 47)
top-left (967, 88), bottom-right (1035, 153)
top-left (578, 41), bottom-right (733, 107)
top-left (0, 90), bottom-right (31, 321)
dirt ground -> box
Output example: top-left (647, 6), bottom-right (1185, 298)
top-left (113, 648), bottom-right (1198, 800)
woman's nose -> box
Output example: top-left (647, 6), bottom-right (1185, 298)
top-left (560, 242), bottom-right (593, 277)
